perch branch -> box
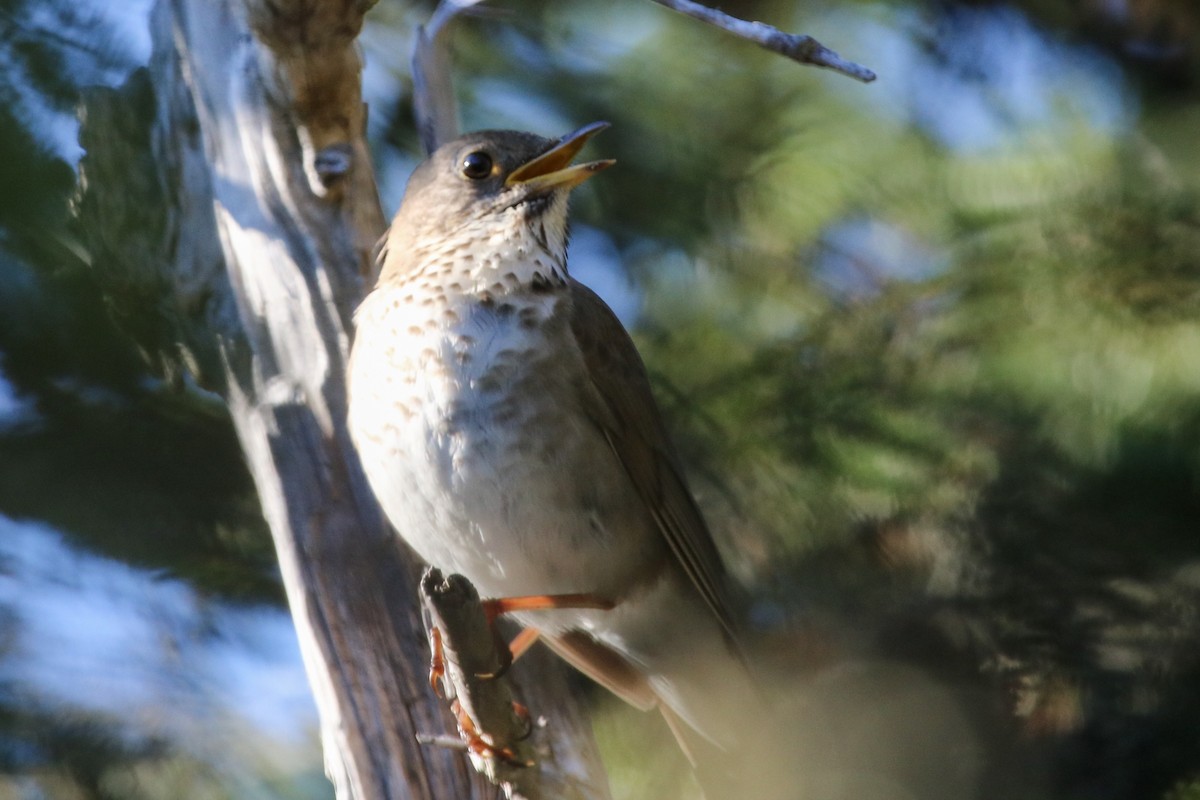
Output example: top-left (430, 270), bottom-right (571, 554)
top-left (651, 0), bottom-right (876, 83)
top-left (421, 568), bottom-right (541, 800)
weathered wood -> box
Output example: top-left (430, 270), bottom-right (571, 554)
top-left (421, 569), bottom-right (540, 800)
top-left (75, 0), bottom-right (612, 798)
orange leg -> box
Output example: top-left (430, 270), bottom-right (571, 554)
top-left (508, 627), bottom-right (542, 662)
top-left (429, 593), bottom-right (610, 687)
top-left (482, 593), bottom-right (615, 623)
top-left (479, 593), bottom-right (614, 679)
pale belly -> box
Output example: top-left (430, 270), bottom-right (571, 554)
top-left (348, 290), bottom-right (665, 621)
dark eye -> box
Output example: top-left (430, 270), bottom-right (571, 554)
top-left (461, 151), bottom-right (493, 180)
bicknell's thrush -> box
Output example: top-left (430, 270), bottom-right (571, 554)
top-left (347, 123), bottom-right (757, 767)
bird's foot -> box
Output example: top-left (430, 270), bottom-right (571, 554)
top-left (511, 700), bottom-right (534, 739)
top-left (476, 593), bottom-right (615, 679)
top-left (452, 698), bottom-right (534, 767)
top-left (476, 626), bottom-right (543, 680)
top-left (429, 589), bottom-right (616, 687)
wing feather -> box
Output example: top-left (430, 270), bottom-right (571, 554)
top-left (568, 280), bottom-right (738, 644)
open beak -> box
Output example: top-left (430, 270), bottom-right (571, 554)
top-left (506, 121), bottom-right (615, 191)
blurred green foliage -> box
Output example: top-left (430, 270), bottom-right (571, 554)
top-left (434, 2), bottom-right (1200, 796)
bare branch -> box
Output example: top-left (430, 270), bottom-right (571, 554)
top-left (421, 569), bottom-right (540, 800)
top-left (412, 0), bottom-right (489, 153)
top-left (651, 0), bottom-right (877, 83)
top-left (411, 0), bottom-right (873, 156)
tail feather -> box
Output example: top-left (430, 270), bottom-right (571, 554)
top-left (537, 568), bottom-right (796, 798)
top-left (546, 623), bottom-right (792, 800)
top-left (543, 630), bottom-right (658, 711)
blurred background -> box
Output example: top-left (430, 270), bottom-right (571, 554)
top-left (3, 0), bottom-right (1200, 797)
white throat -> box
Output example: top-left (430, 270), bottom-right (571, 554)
top-left (409, 198), bottom-right (571, 299)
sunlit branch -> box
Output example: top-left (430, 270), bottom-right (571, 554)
top-left (650, 0), bottom-right (877, 83)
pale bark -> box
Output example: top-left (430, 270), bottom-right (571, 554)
top-left (75, 1), bottom-right (611, 798)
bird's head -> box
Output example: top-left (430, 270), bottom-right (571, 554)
top-left (381, 122), bottom-right (614, 281)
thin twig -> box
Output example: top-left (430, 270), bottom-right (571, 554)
top-left (412, 0), bottom-right (489, 153)
top-left (651, 0), bottom-right (876, 83)
top-left (416, 733), bottom-right (472, 751)
top-left (411, 0), bottom-right (873, 156)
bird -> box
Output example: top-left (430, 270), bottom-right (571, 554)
top-left (346, 122), bottom-right (765, 789)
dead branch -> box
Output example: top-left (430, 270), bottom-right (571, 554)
top-left (652, 0), bottom-right (876, 83)
top-left (421, 569), bottom-right (540, 800)
top-left (411, 0), bottom-right (874, 159)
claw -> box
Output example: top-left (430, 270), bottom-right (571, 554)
top-left (452, 699), bottom-right (534, 767)
top-left (512, 701), bottom-right (534, 741)
top-left (472, 592), bottom-right (608, 678)
top-left (476, 625), bottom-right (546, 679)
top-left (429, 625), bottom-right (446, 697)
top-left (428, 588), bottom-right (615, 766)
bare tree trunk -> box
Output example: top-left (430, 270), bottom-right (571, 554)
top-left (75, 1), bottom-right (612, 798)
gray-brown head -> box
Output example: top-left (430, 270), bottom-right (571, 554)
top-left (377, 122), bottom-right (614, 285)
